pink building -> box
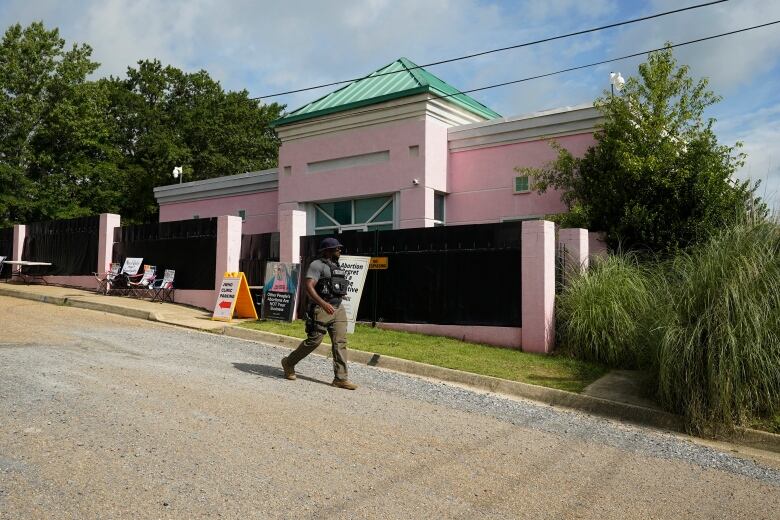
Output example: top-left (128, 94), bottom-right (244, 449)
top-left (152, 58), bottom-right (604, 350)
top-left (155, 58), bottom-right (601, 258)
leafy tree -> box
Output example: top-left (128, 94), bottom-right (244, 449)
top-left (526, 45), bottom-right (764, 253)
top-left (0, 21), bottom-right (109, 226)
top-left (0, 22), bottom-right (284, 226)
top-left (104, 60), bottom-right (283, 223)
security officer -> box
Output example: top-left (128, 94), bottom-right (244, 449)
top-left (281, 237), bottom-right (357, 390)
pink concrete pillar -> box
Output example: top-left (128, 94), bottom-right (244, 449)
top-left (98, 213), bottom-right (121, 274)
top-left (12, 224), bottom-right (25, 261)
top-left (215, 215), bottom-right (243, 289)
top-left (558, 228), bottom-right (589, 272)
top-left (521, 220), bottom-right (556, 353)
top-left (279, 209), bottom-right (307, 263)
top-left (589, 231), bottom-right (608, 260)
top-left (399, 186), bottom-right (434, 229)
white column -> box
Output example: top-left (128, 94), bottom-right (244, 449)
top-left (215, 215), bottom-right (243, 289)
top-left (98, 213), bottom-right (121, 273)
top-left (279, 209), bottom-right (307, 263)
top-left (558, 228), bottom-right (589, 273)
top-left (521, 220), bottom-right (556, 353)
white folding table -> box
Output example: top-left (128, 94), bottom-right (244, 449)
top-left (3, 260), bottom-right (53, 284)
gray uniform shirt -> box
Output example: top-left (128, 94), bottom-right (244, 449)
top-left (306, 258), bottom-right (342, 306)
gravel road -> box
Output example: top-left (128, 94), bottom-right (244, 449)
top-left (1, 295), bottom-right (779, 519)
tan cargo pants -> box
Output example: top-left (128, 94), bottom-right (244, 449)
top-left (287, 304), bottom-right (349, 380)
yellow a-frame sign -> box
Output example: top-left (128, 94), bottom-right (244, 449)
top-left (212, 272), bottom-right (258, 321)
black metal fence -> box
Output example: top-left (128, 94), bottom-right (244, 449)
top-left (22, 216), bottom-right (100, 275)
top-left (0, 227), bottom-right (13, 278)
top-left (300, 222), bottom-right (523, 327)
top-left (112, 218), bottom-right (218, 290)
top-left (240, 232), bottom-right (280, 286)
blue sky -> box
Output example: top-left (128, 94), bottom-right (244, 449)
top-left (2, 0), bottom-right (779, 209)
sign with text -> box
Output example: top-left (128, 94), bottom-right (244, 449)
top-left (369, 257), bottom-right (388, 270)
top-left (212, 272), bottom-right (258, 321)
top-left (121, 257), bottom-right (143, 275)
top-left (338, 255), bottom-right (370, 333)
top-left (261, 262), bottom-right (301, 322)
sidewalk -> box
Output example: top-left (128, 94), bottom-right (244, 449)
top-left (0, 282), bottom-right (224, 331)
top-left (1, 281), bottom-right (779, 457)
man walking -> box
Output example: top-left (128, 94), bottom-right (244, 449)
top-left (281, 238), bottom-right (357, 390)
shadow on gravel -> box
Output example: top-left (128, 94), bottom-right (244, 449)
top-left (232, 362), bottom-right (332, 387)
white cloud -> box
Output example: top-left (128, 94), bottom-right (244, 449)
top-left (1, 0), bottom-right (778, 199)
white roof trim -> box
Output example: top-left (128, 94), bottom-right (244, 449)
top-left (448, 104), bottom-right (603, 152)
top-left (275, 93), bottom-right (490, 142)
top-left (154, 168), bottom-right (279, 204)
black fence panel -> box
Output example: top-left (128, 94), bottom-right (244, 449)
top-left (22, 216), bottom-right (100, 275)
top-left (299, 222), bottom-right (523, 327)
top-left (113, 218), bottom-right (218, 290)
top-left (0, 227), bottom-right (13, 278)
top-left (239, 232), bottom-right (280, 286)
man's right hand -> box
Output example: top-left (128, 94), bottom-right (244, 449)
top-left (322, 303), bottom-right (335, 315)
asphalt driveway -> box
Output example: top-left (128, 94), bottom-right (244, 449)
top-left (1, 296), bottom-right (778, 519)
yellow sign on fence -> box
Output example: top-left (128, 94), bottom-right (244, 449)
top-left (369, 257), bottom-right (389, 270)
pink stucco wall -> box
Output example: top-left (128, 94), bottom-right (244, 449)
top-left (379, 323), bottom-right (522, 349)
top-left (278, 119), bottom-right (428, 213)
top-left (159, 191), bottom-right (278, 234)
top-left (447, 133), bottom-right (595, 224)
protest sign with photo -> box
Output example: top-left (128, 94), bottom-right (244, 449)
top-left (262, 262), bottom-right (301, 321)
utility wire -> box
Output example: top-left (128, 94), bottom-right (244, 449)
top-left (456, 19), bottom-right (780, 97)
top-left (254, 0), bottom-right (729, 99)
top-left (270, 20), bottom-right (780, 120)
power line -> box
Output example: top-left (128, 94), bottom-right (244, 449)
top-left (254, 0), bottom-right (729, 100)
top-left (456, 19), bottom-right (780, 97)
top-left (272, 20), bottom-right (780, 121)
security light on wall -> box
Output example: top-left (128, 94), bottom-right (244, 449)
top-left (172, 166), bottom-right (183, 184)
top-left (609, 72), bottom-right (625, 94)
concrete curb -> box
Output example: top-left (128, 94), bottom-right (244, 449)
top-left (0, 286), bottom-right (159, 321)
top-left (2, 285), bottom-right (779, 454)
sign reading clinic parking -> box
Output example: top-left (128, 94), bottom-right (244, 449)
top-left (212, 272), bottom-right (258, 321)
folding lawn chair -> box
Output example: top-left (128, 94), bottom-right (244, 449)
top-left (109, 257), bottom-right (144, 295)
top-left (150, 269), bottom-right (175, 303)
top-left (94, 262), bottom-right (121, 294)
top-left (129, 266), bottom-right (157, 298)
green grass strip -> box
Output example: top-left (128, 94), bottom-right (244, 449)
top-left (239, 320), bottom-right (607, 393)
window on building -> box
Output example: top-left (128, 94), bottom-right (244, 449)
top-left (314, 195), bottom-right (394, 234)
top-left (514, 175), bottom-right (530, 194)
top-left (284, 166), bottom-right (292, 175)
top-left (238, 209), bottom-right (246, 222)
top-left (409, 145), bottom-right (419, 157)
top-left (193, 214), bottom-right (200, 219)
top-left (433, 193), bottom-right (445, 226)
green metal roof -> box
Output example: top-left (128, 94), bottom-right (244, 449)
top-left (272, 57), bottom-right (500, 127)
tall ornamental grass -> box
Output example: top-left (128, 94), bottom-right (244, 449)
top-left (656, 221), bottom-right (780, 432)
top-left (556, 254), bottom-right (665, 368)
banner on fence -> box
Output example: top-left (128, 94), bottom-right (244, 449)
top-left (339, 255), bottom-right (370, 333)
top-left (261, 262), bottom-right (300, 322)
top-left (212, 272), bottom-right (258, 321)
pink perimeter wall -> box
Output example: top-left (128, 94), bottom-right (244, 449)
top-left (159, 191), bottom-right (278, 234)
top-left (446, 133), bottom-right (595, 224)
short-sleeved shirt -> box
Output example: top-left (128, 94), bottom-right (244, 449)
top-left (307, 258), bottom-right (341, 305)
